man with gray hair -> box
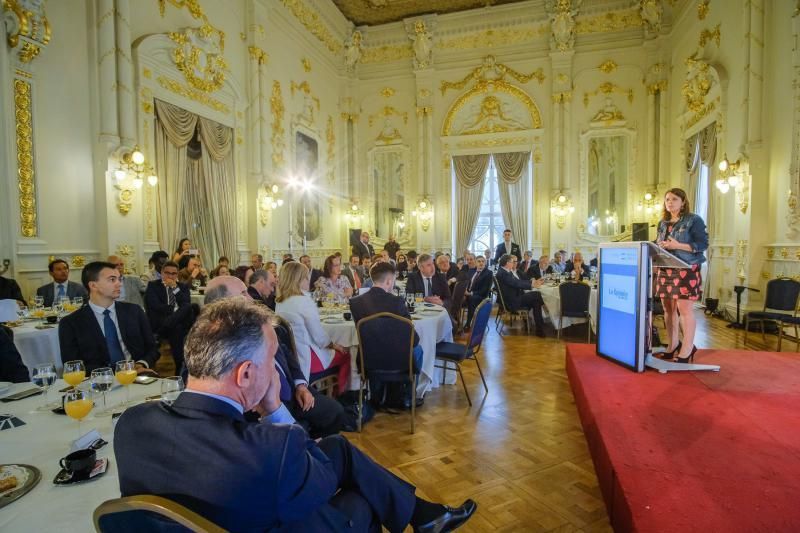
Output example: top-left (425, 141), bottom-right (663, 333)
top-left (115, 297), bottom-right (476, 531)
top-left (248, 269), bottom-right (276, 310)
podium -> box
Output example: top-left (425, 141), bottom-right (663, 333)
top-left (644, 242), bottom-right (720, 373)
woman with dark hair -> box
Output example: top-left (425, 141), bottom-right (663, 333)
top-left (233, 265), bottom-right (254, 285)
top-left (173, 238), bottom-right (192, 262)
top-left (316, 255), bottom-right (353, 299)
top-left (655, 188), bottom-right (709, 363)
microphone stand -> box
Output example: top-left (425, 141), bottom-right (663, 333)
top-left (727, 285), bottom-right (760, 329)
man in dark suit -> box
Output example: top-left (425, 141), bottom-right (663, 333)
top-left (58, 262), bottom-right (159, 373)
top-left (464, 256), bottom-right (493, 330)
top-left (36, 259), bottom-right (88, 307)
top-left (529, 255), bottom-right (553, 280)
top-left (493, 229), bottom-right (522, 265)
top-left (435, 254), bottom-right (459, 285)
top-left (496, 254), bottom-right (547, 337)
top-left (405, 254), bottom-right (450, 307)
top-left (517, 251), bottom-right (535, 280)
top-left (0, 275), bottom-right (25, 305)
top-left (115, 298), bottom-right (475, 532)
top-left (248, 269), bottom-right (276, 311)
top-left (144, 261), bottom-right (195, 374)
top-left (300, 255), bottom-right (324, 289)
top-left (353, 231), bottom-right (375, 262)
top-left (0, 326), bottom-right (30, 383)
top-left (205, 276), bottom-right (346, 438)
top-left (341, 254), bottom-right (364, 290)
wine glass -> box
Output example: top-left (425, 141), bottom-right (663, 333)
top-left (64, 389), bottom-right (93, 438)
top-left (91, 367), bottom-right (115, 414)
top-left (33, 295), bottom-right (44, 307)
top-left (192, 279), bottom-right (201, 292)
top-left (16, 305), bottom-right (28, 321)
top-left (115, 360), bottom-right (137, 406)
top-left (72, 297), bottom-right (83, 308)
top-left (63, 360), bottom-right (86, 389)
top-left (161, 376), bottom-right (184, 405)
top-left (405, 292), bottom-right (415, 311)
top-left (32, 363), bottom-right (57, 410)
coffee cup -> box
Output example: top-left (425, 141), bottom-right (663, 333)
top-left (59, 448), bottom-right (96, 475)
top-left (46, 315), bottom-right (58, 324)
top-left (343, 312), bottom-right (352, 321)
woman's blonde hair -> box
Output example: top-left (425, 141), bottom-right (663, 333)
top-left (276, 261), bottom-right (308, 303)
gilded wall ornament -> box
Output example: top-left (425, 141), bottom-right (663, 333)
top-left (697, 0), bottom-right (710, 20)
top-left (408, 19), bottom-right (433, 70)
top-left (270, 81), bottom-right (286, 171)
top-left (368, 106), bottom-right (408, 127)
top-left (547, 0), bottom-right (581, 52)
top-left (583, 82), bottom-right (634, 107)
top-left (458, 96), bottom-right (530, 135)
top-left (682, 55), bottom-right (713, 115)
top-left (590, 98), bottom-right (625, 123)
top-left (380, 87), bottom-right (395, 98)
top-left (14, 78), bottom-right (36, 237)
top-left (598, 60), bottom-right (618, 74)
top-left (326, 116), bottom-right (335, 184)
top-left (157, 75), bottom-right (230, 113)
top-left (248, 46), bottom-right (268, 65)
top-left (442, 79), bottom-right (542, 135)
top-left (436, 26), bottom-right (542, 51)
top-left (3, 0), bottom-right (51, 49)
top-left (440, 55), bottom-right (545, 95)
top-left (698, 24), bottom-right (720, 48)
top-left (159, 0), bottom-right (204, 20)
top-left (575, 8), bottom-right (643, 34)
top-left (640, 0), bottom-right (663, 34)
top-left (344, 30), bottom-right (363, 72)
top-left (302, 58), bottom-right (312, 72)
top-left (168, 25), bottom-right (228, 93)
top-left (280, 0), bottom-right (342, 54)
top-left (70, 256), bottom-right (86, 268)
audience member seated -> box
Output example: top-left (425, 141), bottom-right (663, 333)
top-left (341, 254), bottom-right (363, 289)
top-left (316, 255), bottom-right (354, 300)
top-left (530, 255), bottom-right (553, 280)
top-left (405, 254), bottom-right (450, 307)
top-left (353, 231), bottom-right (375, 261)
top-left (248, 269), bottom-right (276, 310)
top-left (210, 264), bottom-right (230, 278)
top-left (114, 298), bottom-right (476, 532)
top-left (456, 257), bottom-right (465, 271)
top-left (59, 262), bottom-right (158, 373)
top-left (0, 301), bottom-right (30, 382)
top-left (464, 256), bottom-right (493, 330)
top-left (108, 255), bottom-right (145, 308)
top-left (517, 251), bottom-right (535, 280)
top-left (251, 253), bottom-right (264, 271)
top-left (349, 262), bottom-right (423, 409)
top-left (565, 252), bottom-right (592, 281)
top-left (496, 254), bottom-right (547, 337)
top-left (36, 259), bottom-right (88, 307)
top-left (145, 261), bottom-right (196, 374)
top-left (266, 261), bottom-right (278, 278)
top-left (233, 265), bottom-right (255, 285)
top-left (301, 255), bottom-right (323, 288)
top-left (396, 253), bottom-right (408, 278)
top-left (217, 256), bottom-right (230, 268)
top-left (178, 255), bottom-right (208, 286)
top-left (435, 254), bottom-right (460, 286)
top-left (0, 275), bottom-right (25, 305)
top-left (172, 237), bottom-right (193, 263)
top-left (204, 276), bottom-right (345, 438)
top-left (383, 235), bottom-right (400, 261)
top-left (550, 251), bottom-right (566, 274)
top-left (482, 248), bottom-right (492, 266)
top-left (379, 250), bottom-right (395, 266)
top-left (275, 262), bottom-right (351, 390)
top-left (141, 250), bottom-right (169, 283)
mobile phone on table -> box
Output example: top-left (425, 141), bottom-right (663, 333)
top-left (1, 388), bottom-right (43, 402)
top-left (134, 375), bottom-right (157, 385)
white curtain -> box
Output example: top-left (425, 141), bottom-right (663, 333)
top-left (684, 134), bottom-right (701, 209)
top-left (698, 122), bottom-right (717, 234)
top-left (452, 154), bottom-right (490, 255)
top-left (154, 100), bottom-right (237, 265)
top-left (495, 151), bottom-right (531, 249)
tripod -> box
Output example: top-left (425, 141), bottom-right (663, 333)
top-left (726, 285), bottom-right (760, 329)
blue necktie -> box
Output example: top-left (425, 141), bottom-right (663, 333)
top-left (57, 284), bottom-right (66, 301)
top-left (276, 364), bottom-right (292, 402)
top-left (103, 309), bottom-right (125, 364)
top-left (425, 277), bottom-right (432, 297)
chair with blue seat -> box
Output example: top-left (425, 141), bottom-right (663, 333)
top-left (356, 312), bottom-right (417, 434)
top-left (744, 277), bottom-right (800, 344)
top-left (492, 274), bottom-right (529, 335)
top-left (557, 281), bottom-right (592, 342)
top-left (434, 298), bottom-right (492, 406)
top-left (94, 494), bottom-right (225, 532)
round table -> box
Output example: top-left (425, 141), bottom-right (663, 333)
top-left (537, 284), bottom-right (599, 332)
top-left (190, 291), bottom-right (205, 307)
top-left (318, 304), bottom-right (456, 397)
top-left (0, 379), bottom-right (162, 532)
top-left (7, 321), bottom-right (61, 378)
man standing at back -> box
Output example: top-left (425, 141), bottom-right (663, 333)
top-left (354, 231), bottom-right (375, 262)
top-left (115, 298), bottom-right (476, 531)
top-left (493, 229), bottom-right (522, 265)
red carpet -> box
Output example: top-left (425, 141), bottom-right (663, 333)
top-left (566, 344), bottom-right (800, 532)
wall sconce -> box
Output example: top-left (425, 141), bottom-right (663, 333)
top-left (115, 146), bottom-right (157, 189)
top-left (258, 182), bottom-right (284, 226)
top-left (717, 153), bottom-right (750, 213)
top-left (411, 197), bottom-right (433, 232)
top-left (550, 193), bottom-right (574, 229)
top-left (636, 190), bottom-right (659, 218)
top-left (345, 200), bottom-right (363, 225)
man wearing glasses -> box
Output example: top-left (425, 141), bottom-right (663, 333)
top-left (144, 261), bottom-right (196, 374)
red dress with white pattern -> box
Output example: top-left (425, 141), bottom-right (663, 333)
top-left (654, 223), bottom-right (702, 300)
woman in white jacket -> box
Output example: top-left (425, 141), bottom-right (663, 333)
top-left (275, 261), bottom-right (350, 393)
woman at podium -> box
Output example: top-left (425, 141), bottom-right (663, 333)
top-left (655, 188), bottom-right (708, 363)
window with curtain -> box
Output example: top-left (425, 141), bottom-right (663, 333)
top-left (469, 159), bottom-right (504, 255)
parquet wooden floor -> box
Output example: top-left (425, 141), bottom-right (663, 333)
top-left (155, 308), bottom-right (793, 532)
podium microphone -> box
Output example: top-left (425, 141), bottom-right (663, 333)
top-left (727, 285), bottom-right (760, 329)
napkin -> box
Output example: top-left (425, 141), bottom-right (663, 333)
top-left (70, 429), bottom-right (103, 453)
top-left (0, 299), bottom-right (19, 322)
top-left (0, 414), bottom-right (26, 430)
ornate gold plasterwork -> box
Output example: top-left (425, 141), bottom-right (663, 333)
top-left (575, 8), bottom-right (642, 34)
top-left (583, 82), bottom-right (633, 107)
top-left (590, 99), bottom-right (625, 123)
top-left (598, 59), bottom-right (617, 73)
top-left (157, 75), bottom-right (230, 113)
top-left (369, 106), bottom-right (408, 127)
top-left (442, 79), bottom-right (542, 135)
top-left (697, 0), bottom-right (710, 20)
top-left (70, 256), bottom-right (86, 268)
top-left (698, 24), bottom-right (720, 48)
top-left (360, 43), bottom-right (413, 64)
top-left (14, 78), bottom-right (36, 237)
top-left (380, 87), bottom-right (395, 98)
top-left (326, 115), bottom-right (335, 184)
top-left (280, 0), bottom-right (342, 54)
top-left (459, 95), bottom-right (530, 135)
top-left (416, 106), bottom-right (432, 116)
top-left (168, 25), bottom-right (228, 93)
top-left (270, 81), bottom-right (285, 171)
top-left (682, 55), bottom-right (712, 115)
top-left (440, 55), bottom-right (545, 95)
top-left (436, 26), bottom-right (544, 50)
top-left (736, 239), bottom-right (748, 280)
top-left (302, 57), bottom-right (311, 72)
top-left (3, 0), bottom-right (51, 49)
top-left (116, 187), bottom-right (134, 215)
top-left (248, 46), bottom-right (268, 65)
top-left (551, 91), bottom-right (572, 103)
top-left (341, 112), bottom-right (358, 122)
top-left (158, 0), bottom-right (205, 20)
top-left (18, 42), bottom-right (40, 63)
top-left (685, 101), bottom-right (716, 129)
top-left (455, 136), bottom-right (529, 149)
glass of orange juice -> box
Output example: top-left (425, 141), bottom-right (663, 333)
top-left (115, 360), bottom-right (137, 405)
top-left (63, 360), bottom-right (85, 389)
top-left (64, 389), bottom-right (93, 437)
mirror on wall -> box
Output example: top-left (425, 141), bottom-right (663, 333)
top-left (579, 128), bottom-right (635, 240)
top-left (368, 146), bottom-right (411, 243)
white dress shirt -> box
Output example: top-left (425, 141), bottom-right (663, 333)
top-left (88, 300), bottom-right (151, 367)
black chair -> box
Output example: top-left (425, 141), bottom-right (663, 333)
top-left (557, 281), bottom-right (592, 342)
top-left (777, 315), bottom-right (800, 352)
top-left (356, 312), bottom-right (417, 434)
top-left (434, 298), bottom-right (491, 406)
top-left (94, 494), bottom-right (225, 532)
top-left (492, 274), bottom-right (529, 335)
top-left (744, 278), bottom-right (800, 344)
top-left (449, 280), bottom-right (468, 333)
top-left (274, 315), bottom-right (337, 397)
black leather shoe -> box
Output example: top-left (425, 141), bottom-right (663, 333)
top-left (413, 499), bottom-right (477, 533)
top-left (403, 396), bottom-right (425, 410)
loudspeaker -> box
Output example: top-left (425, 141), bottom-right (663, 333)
top-left (632, 222), bottom-right (649, 241)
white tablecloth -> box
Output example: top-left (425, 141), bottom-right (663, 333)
top-left (537, 285), bottom-right (598, 332)
top-left (0, 379), bottom-right (162, 532)
top-left (190, 292), bottom-right (205, 307)
top-left (319, 305), bottom-right (455, 397)
top-left (8, 322), bottom-right (61, 377)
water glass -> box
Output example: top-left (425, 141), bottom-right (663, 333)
top-left (161, 376), bottom-right (184, 405)
top-left (72, 297), bottom-right (83, 308)
top-left (192, 279), bottom-right (201, 292)
top-left (34, 295), bottom-right (44, 307)
top-left (16, 305), bottom-right (28, 320)
top-left (91, 367), bottom-right (115, 414)
top-left (32, 363), bottom-right (57, 410)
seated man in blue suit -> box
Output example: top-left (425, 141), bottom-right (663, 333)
top-left (464, 255), bottom-right (493, 331)
top-left (36, 258), bottom-right (88, 307)
top-left (496, 254), bottom-right (547, 337)
top-left (115, 298), bottom-right (476, 532)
